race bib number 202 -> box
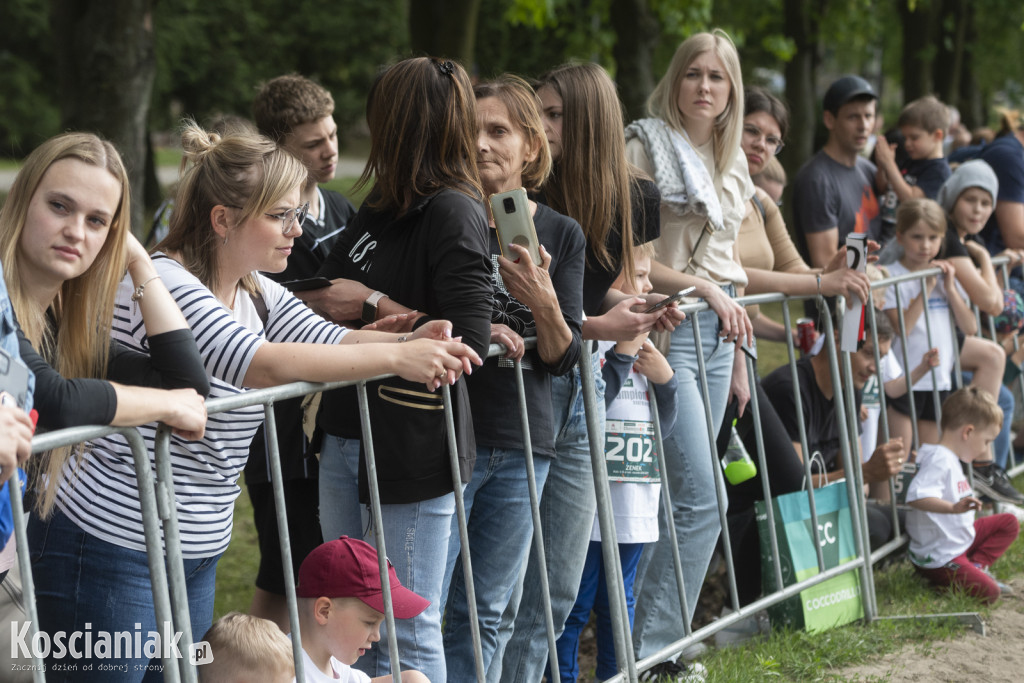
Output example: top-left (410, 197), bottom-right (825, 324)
top-left (604, 419), bottom-right (660, 483)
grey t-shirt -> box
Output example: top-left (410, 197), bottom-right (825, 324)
top-left (792, 150), bottom-right (881, 263)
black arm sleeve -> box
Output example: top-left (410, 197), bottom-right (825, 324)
top-left (539, 214), bottom-right (585, 376)
top-left (106, 329), bottom-right (211, 397)
top-left (18, 328), bottom-right (117, 430)
top-left (601, 348), bottom-right (635, 409)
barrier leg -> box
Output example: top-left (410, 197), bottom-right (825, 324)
top-left (355, 383), bottom-right (403, 682)
top-left (512, 358), bottom-right (561, 681)
top-left (580, 346), bottom-right (637, 683)
top-left (439, 383), bottom-right (486, 682)
top-left (262, 403), bottom-right (305, 683)
top-left (154, 426), bottom-right (196, 683)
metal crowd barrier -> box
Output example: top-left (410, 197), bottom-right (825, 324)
top-left (9, 262), bottom-right (1022, 681)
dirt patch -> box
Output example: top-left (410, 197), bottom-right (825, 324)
top-left (834, 577), bottom-right (1024, 682)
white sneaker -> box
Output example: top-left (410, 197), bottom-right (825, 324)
top-left (994, 501), bottom-right (1024, 523)
top-left (713, 606), bottom-right (766, 647)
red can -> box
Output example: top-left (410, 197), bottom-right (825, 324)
top-left (797, 318), bottom-right (816, 355)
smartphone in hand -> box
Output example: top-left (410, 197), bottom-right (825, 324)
top-left (280, 277), bottom-right (332, 292)
top-left (642, 286), bottom-right (696, 314)
top-left (489, 188), bottom-right (542, 266)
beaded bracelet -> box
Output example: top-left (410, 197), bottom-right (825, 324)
top-left (131, 275), bottom-right (161, 312)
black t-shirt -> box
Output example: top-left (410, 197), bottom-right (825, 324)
top-left (903, 157), bottom-right (952, 200)
top-left (315, 189), bottom-right (493, 503)
top-left (539, 176), bottom-right (661, 317)
top-left (467, 203), bottom-right (585, 456)
top-left (762, 356), bottom-right (861, 472)
top-left (943, 226), bottom-right (969, 259)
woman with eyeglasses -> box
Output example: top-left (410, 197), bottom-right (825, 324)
top-left (26, 119), bottom-right (480, 682)
top-left (738, 86), bottom-right (871, 342)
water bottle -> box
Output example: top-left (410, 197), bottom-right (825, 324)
top-left (721, 419), bottom-right (757, 485)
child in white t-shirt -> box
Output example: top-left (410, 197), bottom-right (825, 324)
top-left (884, 198), bottom-right (976, 448)
top-left (906, 387), bottom-right (1019, 604)
top-left (552, 247), bottom-right (678, 683)
top-left (294, 537), bottom-right (430, 683)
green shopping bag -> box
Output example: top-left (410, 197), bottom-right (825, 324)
top-left (755, 482), bottom-right (864, 633)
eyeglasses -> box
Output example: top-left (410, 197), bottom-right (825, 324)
top-left (743, 124), bottom-right (785, 155)
top-left (223, 202), bottom-right (309, 235)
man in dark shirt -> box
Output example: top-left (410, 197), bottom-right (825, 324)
top-left (793, 75), bottom-right (882, 269)
top-left (762, 315), bottom-right (905, 548)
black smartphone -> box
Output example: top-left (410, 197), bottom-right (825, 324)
top-left (281, 277), bottom-right (332, 292)
top-left (643, 287), bottom-right (696, 314)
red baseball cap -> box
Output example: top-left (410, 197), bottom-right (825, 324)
top-left (296, 536), bottom-right (430, 619)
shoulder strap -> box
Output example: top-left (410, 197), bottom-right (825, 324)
top-left (249, 291), bottom-right (270, 329)
top-left (751, 193), bottom-right (767, 224)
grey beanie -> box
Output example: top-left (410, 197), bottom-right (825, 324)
top-left (937, 159), bottom-right (999, 214)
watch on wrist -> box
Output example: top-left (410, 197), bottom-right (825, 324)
top-left (361, 290), bottom-right (389, 325)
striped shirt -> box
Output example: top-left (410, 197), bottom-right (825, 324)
top-left (57, 255), bottom-right (348, 558)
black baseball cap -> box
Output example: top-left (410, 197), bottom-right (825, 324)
top-left (823, 75), bottom-right (877, 114)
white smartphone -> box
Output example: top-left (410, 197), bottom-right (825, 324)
top-left (489, 188), bottom-right (542, 266)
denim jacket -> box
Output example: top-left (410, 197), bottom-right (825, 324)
top-left (1, 262), bottom-right (34, 550)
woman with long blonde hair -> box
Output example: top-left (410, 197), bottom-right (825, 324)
top-left (0, 132), bottom-right (210, 516)
top-left (624, 29), bottom-right (755, 674)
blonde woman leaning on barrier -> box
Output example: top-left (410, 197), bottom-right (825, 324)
top-left (624, 30), bottom-right (754, 671)
top-left (27, 122), bottom-right (481, 683)
top-left (0, 132), bottom-right (210, 682)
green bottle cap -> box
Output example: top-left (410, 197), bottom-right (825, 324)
top-left (724, 459), bottom-right (757, 486)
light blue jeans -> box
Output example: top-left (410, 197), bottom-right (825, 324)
top-left (318, 435), bottom-right (455, 683)
top-left (631, 302), bottom-right (734, 660)
top-left (494, 353), bottom-right (606, 683)
top-left (441, 446), bottom-right (552, 680)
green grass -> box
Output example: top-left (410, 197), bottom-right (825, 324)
top-left (214, 481), bottom-right (258, 619)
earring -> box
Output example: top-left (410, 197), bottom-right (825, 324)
top-left (223, 235), bottom-right (228, 245)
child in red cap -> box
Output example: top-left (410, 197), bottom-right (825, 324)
top-left (295, 536), bottom-right (430, 682)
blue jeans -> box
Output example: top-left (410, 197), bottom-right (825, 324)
top-left (318, 435), bottom-right (455, 683)
top-left (553, 541), bottom-right (645, 682)
top-left (441, 446), bottom-right (552, 680)
top-left (27, 507), bottom-right (219, 682)
top-left (961, 372), bottom-right (1014, 468)
top-left (494, 354), bottom-right (606, 683)
top-left (632, 304), bottom-right (733, 659)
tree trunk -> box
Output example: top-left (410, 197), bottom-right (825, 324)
top-left (782, 0), bottom-right (822, 188)
top-left (931, 0), bottom-right (969, 107)
top-left (899, 0), bottom-right (941, 101)
top-left (51, 0), bottom-right (155, 237)
top-left (611, 0), bottom-right (658, 124)
top-left (408, 0), bottom-right (482, 68)
top-left (957, 4), bottom-right (983, 130)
